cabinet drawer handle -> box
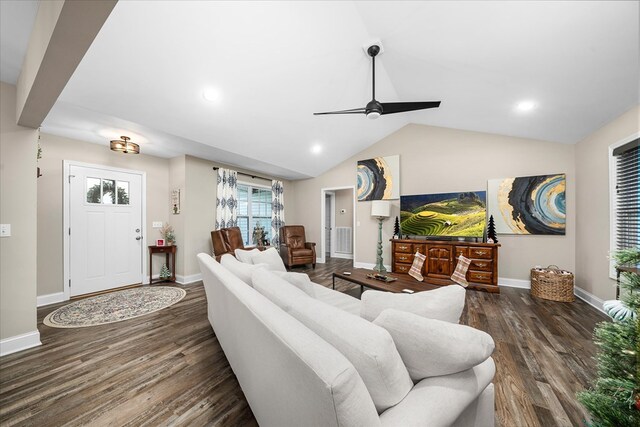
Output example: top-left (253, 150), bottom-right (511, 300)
top-left (476, 262), bottom-right (488, 267)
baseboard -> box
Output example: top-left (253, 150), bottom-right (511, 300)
top-left (498, 277), bottom-right (531, 289)
top-left (37, 292), bottom-right (66, 307)
top-left (353, 262), bottom-right (392, 271)
top-left (574, 286), bottom-right (606, 314)
top-left (176, 273), bottom-right (202, 285)
top-left (0, 330), bottom-right (41, 357)
top-left (331, 253), bottom-right (354, 260)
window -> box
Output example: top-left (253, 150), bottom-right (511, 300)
top-left (86, 177), bottom-right (130, 205)
top-left (610, 135), bottom-right (639, 276)
top-left (237, 184), bottom-right (272, 246)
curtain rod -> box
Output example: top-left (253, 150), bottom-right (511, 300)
top-left (212, 167), bottom-right (272, 182)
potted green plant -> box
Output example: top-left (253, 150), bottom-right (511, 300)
top-left (160, 223), bottom-right (176, 246)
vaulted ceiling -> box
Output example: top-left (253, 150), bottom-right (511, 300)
top-left (2, 1), bottom-right (638, 179)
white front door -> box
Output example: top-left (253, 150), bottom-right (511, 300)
top-left (69, 164), bottom-right (143, 297)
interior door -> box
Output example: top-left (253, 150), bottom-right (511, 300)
top-left (69, 164), bottom-right (143, 296)
top-left (325, 193), bottom-right (332, 257)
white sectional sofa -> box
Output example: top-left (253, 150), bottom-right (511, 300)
top-left (197, 251), bottom-right (495, 427)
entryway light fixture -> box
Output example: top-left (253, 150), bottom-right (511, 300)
top-left (110, 136), bottom-right (140, 154)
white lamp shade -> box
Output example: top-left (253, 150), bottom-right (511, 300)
top-left (371, 200), bottom-right (391, 218)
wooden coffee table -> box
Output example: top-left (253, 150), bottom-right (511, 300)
top-left (332, 268), bottom-right (442, 295)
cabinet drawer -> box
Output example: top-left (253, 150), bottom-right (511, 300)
top-left (470, 259), bottom-right (492, 271)
top-left (455, 246), bottom-right (469, 258)
top-left (153, 247), bottom-right (173, 253)
top-left (413, 244), bottom-right (426, 255)
top-left (468, 271), bottom-right (493, 284)
top-left (395, 243), bottom-right (413, 253)
top-left (394, 263), bottom-right (411, 273)
top-left (469, 247), bottom-right (493, 259)
top-left (395, 253), bottom-right (413, 263)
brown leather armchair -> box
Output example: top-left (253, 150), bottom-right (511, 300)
top-left (211, 227), bottom-right (245, 260)
top-left (279, 225), bottom-right (316, 269)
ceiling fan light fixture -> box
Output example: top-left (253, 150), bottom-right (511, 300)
top-left (366, 111), bottom-right (381, 119)
top-left (110, 135), bottom-right (140, 154)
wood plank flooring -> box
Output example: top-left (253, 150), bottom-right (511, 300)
top-left (0, 258), bottom-right (604, 426)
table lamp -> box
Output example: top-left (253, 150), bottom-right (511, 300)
top-left (371, 200), bottom-right (391, 272)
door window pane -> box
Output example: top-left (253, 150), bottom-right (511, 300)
top-left (237, 184), bottom-right (272, 245)
top-left (86, 178), bottom-right (101, 203)
top-left (117, 181), bottom-right (130, 205)
top-left (102, 179), bottom-right (115, 204)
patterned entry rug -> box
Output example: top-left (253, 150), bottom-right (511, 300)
top-left (43, 286), bottom-right (186, 328)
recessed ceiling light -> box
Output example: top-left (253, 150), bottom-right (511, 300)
top-left (516, 100), bottom-right (537, 112)
top-left (311, 144), bottom-right (322, 154)
top-left (202, 87), bottom-right (222, 103)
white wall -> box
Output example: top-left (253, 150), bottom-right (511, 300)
top-left (289, 123), bottom-right (576, 281)
top-left (0, 82), bottom-right (39, 351)
top-left (37, 133), bottom-right (171, 296)
top-left (575, 105), bottom-right (640, 301)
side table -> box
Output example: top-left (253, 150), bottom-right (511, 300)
top-left (149, 245), bottom-right (177, 284)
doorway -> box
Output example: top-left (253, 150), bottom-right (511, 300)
top-left (324, 192), bottom-right (335, 258)
top-left (319, 186), bottom-right (356, 265)
top-left (64, 161), bottom-right (146, 299)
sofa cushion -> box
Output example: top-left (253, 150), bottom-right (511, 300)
top-left (250, 247), bottom-right (287, 272)
top-left (379, 358), bottom-right (495, 427)
top-left (253, 270), bottom-right (413, 413)
top-left (235, 248), bottom-right (260, 264)
top-left (272, 271), bottom-right (316, 297)
top-left (220, 254), bottom-right (269, 286)
top-left (361, 285), bottom-right (466, 323)
top-left (373, 309), bottom-right (494, 381)
top-left (312, 284), bottom-right (361, 316)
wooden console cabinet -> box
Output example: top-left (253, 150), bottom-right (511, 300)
top-left (391, 239), bottom-right (500, 293)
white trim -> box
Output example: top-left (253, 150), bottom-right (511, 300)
top-left (0, 331), bottom-right (41, 357)
top-left (176, 273), bottom-right (202, 285)
top-left (331, 253), bottom-right (354, 260)
top-left (37, 292), bottom-right (65, 307)
top-left (325, 192), bottom-right (337, 258)
top-left (574, 286), bottom-right (606, 314)
top-left (498, 277), bottom-right (531, 289)
top-left (608, 131), bottom-right (640, 279)
top-left (354, 261), bottom-right (391, 271)
top-left (63, 160), bottom-right (147, 301)
top-left (237, 179), bottom-right (271, 190)
top-left (319, 186), bottom-right (356, 266)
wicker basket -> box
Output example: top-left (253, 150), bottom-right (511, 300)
top-left (530, 265), bottom-right (575, 302)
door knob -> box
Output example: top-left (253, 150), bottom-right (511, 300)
top-left (136, 236), bottom-right (142, 241)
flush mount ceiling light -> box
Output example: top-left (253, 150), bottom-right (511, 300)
top-left (110, 135), bottom-right (140, 154)
top-left (516, 100), bottom-right (537, 112)
top-left (311, 144), bottom-right (323, 154)
top-left (202, 87), bottom-right (222, 103)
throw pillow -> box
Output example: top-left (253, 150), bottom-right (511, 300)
top-left (408, 252), bottom-right (426, 281)
top-left (272, 271), bottom-right (316, 297)
top-left (220, 254), bottom-right (269, 286)
top-left (253, 270), bottom-right (413, 414)
top-left (361, 285), bottom-right (466, 323)
top-left (373, 308), bottom-right (494, 381)
top-left (235, 248), bottom-right (260, 264)
top-left (451, 255), bottom-right (471, 287)
top-left (250, 247), bottom-right (287, 272)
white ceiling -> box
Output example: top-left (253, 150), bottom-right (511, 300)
top-left (3, 1), bottom-right (639, 180)
top-left (0, 0), bottom-right (38, 84)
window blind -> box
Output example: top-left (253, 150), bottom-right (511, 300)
top-left (615, 140), bottom-right (639, 251)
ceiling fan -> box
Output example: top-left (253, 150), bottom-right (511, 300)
top-left (314, 45), bottom-right (441, 119)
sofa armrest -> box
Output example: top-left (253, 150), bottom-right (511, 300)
top-left (379, 358), bottom-right (495, 427)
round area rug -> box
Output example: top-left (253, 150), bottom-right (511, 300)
top-left (43, 286), bottom-right (186, 328)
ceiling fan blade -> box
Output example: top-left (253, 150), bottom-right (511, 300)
top-left (314, 107), bottom-right (366, 115)
top-left (380, 101), bottom-right (441, 115)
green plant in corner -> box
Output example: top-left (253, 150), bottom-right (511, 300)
top-left (577, 248), bottom-right (640, 427)
top-left (159, 264), bottom-right (171, 280)
top-left (160, 223), bottom-right (175, 245)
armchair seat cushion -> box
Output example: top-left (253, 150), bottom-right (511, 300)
top-left (291, 248), bottom-right (314, 257)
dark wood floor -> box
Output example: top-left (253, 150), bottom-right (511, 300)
top-left (0, 258), bottom-right (604, 426)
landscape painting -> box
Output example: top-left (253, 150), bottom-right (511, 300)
top-left (400, 191), bottom-right (487, 238)
top-left (487, 173), bottom-right (566, 235)
top-left (357, 155), bottom-right (399, 201)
